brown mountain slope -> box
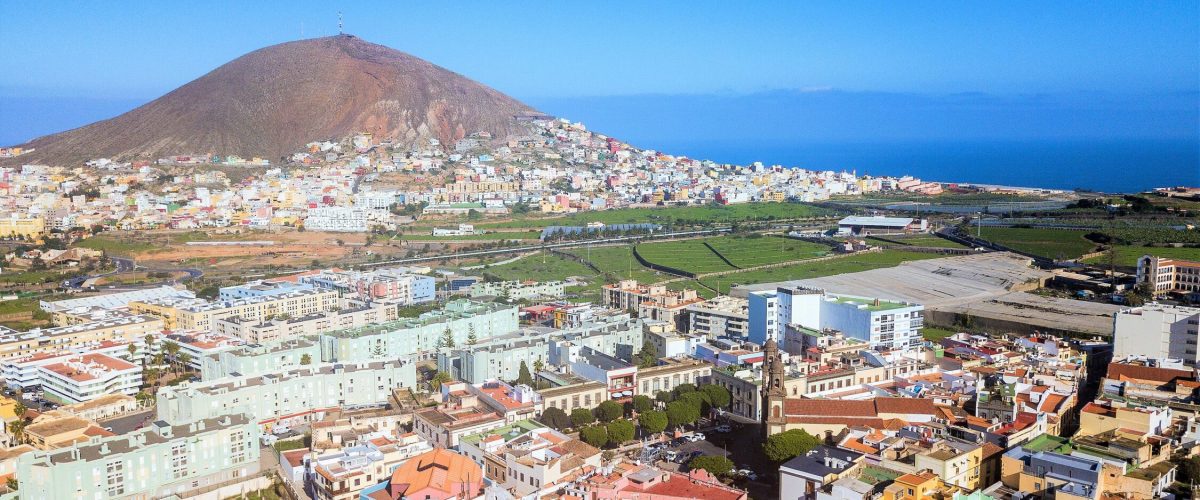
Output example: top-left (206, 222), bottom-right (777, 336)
top-left (10, 35), bottom-right (539, 165)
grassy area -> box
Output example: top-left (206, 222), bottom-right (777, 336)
top-left (477, 251), bottom-right (596, 283)
top-left (696, 250), bottom-right (943, 294)
top-left (564, 245), bottom-right (665, 284)
top-left (1082, 245), bottom-right (1200, 267)
top-left (706, 235), bottom-right (833, 267)
top-left (976, 227), bottom-right (1097, 260)
top-left (635, 239), bottom-right (737, 274)
top-left (0, 269), bottom-right (79, 285)
top-left (869, 234), bottom-right (970, 249)
top-left (476, 202), bottom-right (830, 229)
top-left (921, 326), bottom-right (960, 342)
top-left (0, 297), bottom-right (42, 316)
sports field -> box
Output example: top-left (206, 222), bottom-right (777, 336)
top-left (976, 227), bottom-right (1097, 260)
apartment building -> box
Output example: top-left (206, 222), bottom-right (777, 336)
top-left (303, 268), bottom-right (435, 305)
top-left (469, 280), bottom-right (565, 301)
top-left (129, 288), bottom-right (338, 331)
top-left (156, 360), bottom-right (417, 427)
top-left (686, 295), bottom-right (750, 338)
top-left (304, 206), bottom-right (371, 232)
top-left (637, 358), bottom-right (712, 397)
top-left (200, 338), bottom-right (322, 380)
top-left (412, 391), bottom-right (507, 449)
top-left (218, 280), bottom-right (314, 300)
top-left (536, 375), bottom-right (607, 416)
top-left (163, 332), bottom-right (244, 370)
top-left (212, 303), bottom-right (396, 344)
top-left (0, 213), bottom-right (46, 239)
top-left (1, 339), bottom-right (144, 390)
top-left (310, 434), bottom-right (433, 500)
top-left (39, 353), bottom-right (141, 404)
top-left (40, 285), bottom-right (193, 318)
top-left (567, 347), bottom-right (637, 402)
top-left (1113, 303), bottom-right (1200, 365)
top-left (749, 286), bottom-right (924, 350)
top-left (602, 280), bottom-right (704, 331)
top-left (459, 420), bottom-right (601, 498)
top-left (16, 414), bottom-right (262, 499)
top-left (0, 314), bottom-right (164, 362)
top-left (1138, 255), bottom-right (1200, 298)
top-left (321, 300), bottom-right (518, 363)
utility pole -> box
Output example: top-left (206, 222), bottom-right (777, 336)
top-left (338, 11), bottom-right (344, 34)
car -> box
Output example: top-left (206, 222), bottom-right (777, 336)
top-left (740, 470), bottom-right (759, 481)
top-left (271, 425), bottom-right (291, 436)
top-left (663, 451), bottom-right (678, 462)
top-left (715, 424), bottom-right (732, 433)
top-left (688, 432), bottom-right (705, 442)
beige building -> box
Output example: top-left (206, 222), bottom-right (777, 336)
top-left (0, 315), bottom-right (163, 362)
top-left (603, 280), bottom-right (704, 331)
top-left (130, 288), bottom-right (338, 330)
top-left (537, 380), bottom-right (607, 415)
top-left (637, 358), bottom-right (712, 397)
top-left (1138, 255), bottom-right (1200, 297)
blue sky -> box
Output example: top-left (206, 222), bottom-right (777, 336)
top-left (0, 1), bottom-right (1197, 147)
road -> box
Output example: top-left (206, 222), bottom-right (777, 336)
top-left (100, 409), bottom-right (156, 434)
top-left (66, 256), bottom-right (203, 290)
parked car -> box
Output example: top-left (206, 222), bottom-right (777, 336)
top-left (737, 469), bottom-right (758, 481)
top-left (715, 424), bottom-right (732, 433)
top-left (689, 432), bottom-right (706, 442)
top-left (271, 425), bottom-right (291, 436)
top-left (663, 451), bottom-right (678, 462)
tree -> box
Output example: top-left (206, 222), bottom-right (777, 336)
top-left (688, 455), bottom-right (734, 477)
top-left (666, 400), bottom-right (699, 429)
top-left (177, 352), bottom-right (192, 373)
top-left (606, 420), bottom-right (635, 446)
top-left (1177, 456), bottom-right (1200, 485)
top-left (595, 400), bottom-right (623, 423)
top-left (467, 324), bottom-right (478, 345)
top-left (701, 384), bottom-right (731, 410)
top-left (532, 358), bottom-right (544, 389)
top-left (430, 371), bottom-right (452, 390)
top-left (300, 353), bottom-right (312, 365)
top-left (673, 383), bottom-right (697, 396)
top-left (678, 391), bottom-right (709, 415)
top-left (655, 391), bottom-right (674, 404)
top-left (7, 419), bottom-right (25, 444)
top-left (631, 395), bottom-right (654, 414)
top-left (439, 326), bottom-right (455, 349)
top-left (635, 341), bottom-right (658, 368)
top-left (580, 425), bottom-right (608, 448)
top-left (639, 410), bottom-right (668, 435)
top-left (5, 477), bottom-right (15, 492)
top-left (163, 341), bottom-right (181, 373)
top-left (516, 361), bottom-right (534, 387)
top-left (571, 408), bottom-right (596, 428)
top-left (763, 429), bottom-right (822, 462)
top-left (126, 343), bottom-right (137, 362)
top-left (539, 407), bottom-right (571, 430)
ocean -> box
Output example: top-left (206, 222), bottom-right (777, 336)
top-left (646, 138), bottom-right (1199, 193)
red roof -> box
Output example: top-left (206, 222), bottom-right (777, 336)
top-left (1107, 363), bottom-right (1194, 384)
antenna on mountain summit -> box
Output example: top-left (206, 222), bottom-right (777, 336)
top-left (338, 12), bottom-right (344, 35)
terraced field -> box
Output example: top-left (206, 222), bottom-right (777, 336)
top-left (634, 239), bottom-right (737, 274)
top-left (705, 236), bottom-right (833, 267)
top-left (976, 227), bottom-right (1097, 260)
top-left (564, 245), bottom-right (664, 284)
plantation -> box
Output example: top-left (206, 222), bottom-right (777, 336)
top-left (479, 252), bottom-right (595, 283)
top-left (634, 239), bottom-right (737, 275)
top-left (976, 227), bottom-right (1097, 260)
top-left (705, 235), bottom-right (833, 267)
top-left (564, 245), bottom-right (663, 284)
top-left (1082, 245), bottom-right (1200, 267)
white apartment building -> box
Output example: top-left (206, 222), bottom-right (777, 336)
top-left (469, 280), bottom-right (565, 301)
top-left (212, 304), bottom-right (396, 344)
top-left (1138, 255), bottom-right (1200, 299)
top-left (38, 353), bottom-right (141, 404)
top-left (156, 360), bottom-right (417, 428)
top-left (2, 339), bottom-right (144, 390)
top-left (685, 295), bottom-right (750, 338)
top-left (749, 286), bottom-right (924, 351)
top-left (304, 207), bottom-right (370, 232)
top-left (16, 414), bottom-right (262, 499)
top-left (1114, 303), bottom-right (1200, 365)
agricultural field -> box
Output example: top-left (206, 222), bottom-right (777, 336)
top-left (976, 227), bottom-right (1097, 260)
top-left (76, 235), bottom-right (159, 255)
top-left (696, 250), bottom-right (943, 294)
top-left (475, 251), bottom-right (595, 283)
top-left (476, 202), bottom-right (830, 229)
top-left (1082, 245), bottom-right (1200, 267)
top-left (563, 245), bottom-right (664, 284)
top-left (634, 239), bottom-right (737, 275)
top-left (867, 234), bottom-right (970, 249)
top-left (394, 231), bottom-right (540, 241)
top-left (705, 235), bottom-right (833, 268)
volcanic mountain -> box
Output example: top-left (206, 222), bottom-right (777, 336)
top-left (9, 35), bottom-right (539, 165)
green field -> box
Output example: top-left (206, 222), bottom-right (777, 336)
top-left (696, 250), bottom-right (943, 294)
top-left (395, 232), bottom-right (540, 241)
top-left (868, 234), bottom-right (969, 249)
top-left (477, 252), bottom-right (595, 283)
top-left (976, 227), bottom-right (1097, 260)
top-left (921, 326), bottom-right (960, 342)
top-left (635, 239), bottom-right (737, 274)
top-left (476, 202), bottom-right (830, 229)
top-left (705, 236), bottom-right (833, 267)
top-left (1082, 245), bottom-right (1200, 267)
top-left (564, 245), bottom-right (664, 284)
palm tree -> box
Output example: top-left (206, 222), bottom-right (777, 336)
top-left (177, 352), bottom-right (192, 375)
top-left (163, 341), bottom-right (180, 373)
top-left (127, 343), bottom-right (138, 363)
top-left (533, 358), bottom-right (544, 389)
